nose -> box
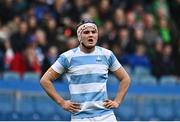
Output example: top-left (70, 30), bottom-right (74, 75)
top-left (89, 32), bottom-right (94, 36)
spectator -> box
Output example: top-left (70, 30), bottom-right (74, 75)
top-left (65, 37), bottom-right (79, 50)
top-left (160, 44), bottom-right (175, 76)
top-left (127, 26), bottom-right (146, 53)
top-left (143, 13), bottom-right (159, 46)
top-left (0, 40), bottom-right (5, 73)
top-left (0, 0), bottom-right (15, 24)
top-left (122, 44), bottom-right (151, 69)
top-left (116, 26), bottom-right (131, 54)
top-left (158, 18), bottom-right (171, 44)
top-left (150, 38), bottom-right (164, 78)
top-left (27, 15), bottom-right (38, 34)
top-left (41, 45), bottom-right (58, 74)
top-left (44, 17), bottom-right (57, 42)
top-left (7, 15), bottom-right (21, 35)
top-left (9, 45), bottom-right (41, 76)
top-left (168, 0), bottom-right (180, 30)
top-left (173, 37), bottom-right (180, 77)
top-left (34, 29), bottom-right (48, 64)
top-left (4, 40), bottom-right (14, 70)
top-left (100, 20), bottom-right (117, 48)
top-left (33, 0), bottom-right (51, 23)
top-left (125, 11), bottom-right (136, 30)
top-left (151, 43), bottom-right (175, 78)
top-left (152, 0), bottom-right (170, 19)
top-left (10, 21), bottom-right (29, 53)
top-left (113, 8), bottom-right (125, 28)
top-left (98, 0), bottom-right (112, 21)
top-left (86, 5), bottom-right (102, 26)
top-left (0, 0), bottom-right (178, 78)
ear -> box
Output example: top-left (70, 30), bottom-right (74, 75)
top-left (78, 36), bottom-right (82, 43)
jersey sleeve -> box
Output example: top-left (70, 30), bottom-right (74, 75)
top-left (108, 51), bottom-right (122, 72)
top-left (51, 54), bottom-right (69, 74)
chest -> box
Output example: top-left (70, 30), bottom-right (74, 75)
top-left (68, 56), bottom-right (109, 75)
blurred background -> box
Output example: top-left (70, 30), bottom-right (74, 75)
top-left (0, 0), bottom-right (180, 121)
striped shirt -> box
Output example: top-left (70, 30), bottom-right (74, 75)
top-left (51, 46), bottom-right (122, 119)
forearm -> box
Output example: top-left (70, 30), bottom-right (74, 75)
top-left (40, 68), bottom-right (81, 113)
top-left (40, 79), bottom-right (65, 106)
top-left (114, 76), bottom-right (131, 105)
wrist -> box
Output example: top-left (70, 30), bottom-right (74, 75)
top-left (57, 99), bottom-right (65, 106)
top-left (114, 99), bottom-right (121, 105)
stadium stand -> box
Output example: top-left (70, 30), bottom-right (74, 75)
top-left (0, 0), bottom-right (179, 121)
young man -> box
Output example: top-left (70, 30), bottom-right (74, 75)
top-left (40, 19), bottom-right (131, 121)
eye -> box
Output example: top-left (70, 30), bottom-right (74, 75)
top-left (92, 30), bottom-right (96, 34)
top-left (83, 31), bottom-right (90, 34)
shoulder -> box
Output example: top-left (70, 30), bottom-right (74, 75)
top-left (61, 47), bottom-right (78, 57)
top-left (96, 46), bottom-right (113, 57)
top-left (59, 47), bottom-right (78, 62)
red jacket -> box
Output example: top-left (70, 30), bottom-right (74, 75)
top-left (10, 53), bottom-right (41, 76)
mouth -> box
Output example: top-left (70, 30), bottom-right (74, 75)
top-left (88, 39), bottom-right (94, 42)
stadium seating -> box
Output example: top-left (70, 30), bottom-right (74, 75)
top-left (133, 66), bottom-right (151, 77)
top-left (0, 74), bottom-right (180, 120)
top-left (136, 97), bottom-right (156, 120)
top-left (2, 71), bottom-right (21, 82)
top-left (54, 104), bottom-right (71, 121)
top-left (173, 98), bottom-right (180, 120)
top-left (0, 93), bottom-right (15, 120)
top-left (140, 75), bottom-right (157, 86)
top-left (16, 94), bottom-right (39, 120)
top-left (22, 72), bottom-right (40, 83)
top-left (114, 96), bottom-right (137, 120)
top-left (35, 95), bottom-right (56, 120)
top-left (131, 74), bottom-right (141, 85)
top-left (154, 98), bottom-right (174, 120)
top-left (160, 76), bottom-right (177, 86)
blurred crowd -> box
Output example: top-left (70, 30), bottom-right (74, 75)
top-left (0, 0), bottom-right (179, 79)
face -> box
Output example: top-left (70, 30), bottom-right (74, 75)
top-left (80, 27), bottom-right (98, 49)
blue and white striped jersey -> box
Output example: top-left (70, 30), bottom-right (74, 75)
top-left (51, 46), bottom-right (122, 119)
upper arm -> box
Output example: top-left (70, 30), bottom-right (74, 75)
top-left (106, 50), bottom-right (129, 81)
top-left (108, 51), bottom-right (122, 72)
top-left (40, 53), bottom-right (69, 82)
top-left (113, 67), bottom-right (130, 82)
top-left (41, 67), bottom-right (60, 82)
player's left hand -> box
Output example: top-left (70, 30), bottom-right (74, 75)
top-left (103, 99), bottom-right (119, 109)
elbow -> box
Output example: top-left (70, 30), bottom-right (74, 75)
top-left (127, 76), bottom-right (131, 86)
top-left (39, 77), bottom-right (50, 90)
top-left (126, 75), bottom-right (131, 87)
top-left (40, 77), bottom-right (47, 86)
top-left (120, 75), bottom-right (131, 87)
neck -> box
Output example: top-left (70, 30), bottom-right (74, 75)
top-left (80, 44), bottom-right (95, 53)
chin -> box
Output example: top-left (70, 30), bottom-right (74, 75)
top-left (85, 43), bottom-right (96, 48)
top-left (82, 42), bottom-right (96, 49)
top-left (86, 45), bottom-right (95, 49)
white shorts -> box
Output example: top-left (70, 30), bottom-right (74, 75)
top-left (71, 113), bottom-right (117, 122)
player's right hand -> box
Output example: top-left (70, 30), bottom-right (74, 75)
top-left (61, 100), bottom-right (81, 113)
